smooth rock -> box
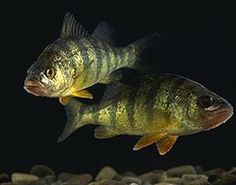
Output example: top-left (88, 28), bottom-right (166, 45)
top-left (58, 172), bottom-right (72, 181)
top-left (227, 167), bottom-right (236, 175)
top-left (121, 176), bottom-right (142, 185)
top-left (122, 171), bottom-right (136, 177)
top-left (95, 166), bottom-right (118, 181)
top-left (112, 174), bottom-right (123, 181)
top-left (51, 180), bottom-right (64, 185)
top-left (139, 172), bottom-right (163, 184)
top-left (212, 174), bottom-right (236, 185)
top-left (0, 173), bottom-right (10, 183)
top-left (30, 165), bottom-right (55, 177)
top-left (66, 173), bottom-right (93, 185)
top-left (182, 174), bottom-right (208, 183)
top-left (88, 179), bottom-right (125, 185)
top-left (163, 177), bottom-right (185, 185)
top-left (0, 183), bottom-right (15, 185)
top-left (167, 165), bottom-right (196, 177)
top-left (188, 181), bottom-right (211, 185)
top-left (154, 183), bottom-right (175, 185)
top-left (11, 173), bottom-right (39, 183)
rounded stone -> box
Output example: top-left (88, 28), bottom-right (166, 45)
top-left (0, 173), bottom-right (10, 183)
top-left (11, 173), bottom-right (39, 183)
top-left (121, 176), bottom-right (142, 185)
top-left (139, 172), bottom-right (163, 184)
top-left (30, 164), bottom-right (55, 177)
top-left (95, 166), bottom-right (118, 181)
top-left (163, 177), bottom-right (185, 185)
top-left (66, 173), bottom-right (93, 185)
top-left (167, 165), bottom-right (196, 177)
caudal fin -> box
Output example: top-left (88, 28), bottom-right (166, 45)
top-left (128, 32), bottom-right (163, 72)
top-left (57, 98), bottom-right (87, 142)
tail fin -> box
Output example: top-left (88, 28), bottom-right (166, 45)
top-left (57, 98), bottom-right (87, 142)
top-left (127, 32), bottom-right (163, 73)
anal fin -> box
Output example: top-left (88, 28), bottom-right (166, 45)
top-left (133, 133), bottom-right (166, 151)
top-left (156, 135), bottom-right (178, 155)
top-left (94, 126), bottom-right (119, 139)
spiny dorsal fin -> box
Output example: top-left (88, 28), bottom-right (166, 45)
top-left (61, 12), bottom-right (89, 38)
top-left (92, 21), bottom-right (115, 45)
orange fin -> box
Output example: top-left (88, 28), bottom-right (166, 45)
top-left (72, 90), bottom-right (93, 99)
top-left (133, 133), bottom-right (166, 151)
top-left (156, 135), bottom-right (178, 155)
top-left (59, 96), bottom-right (71, 105)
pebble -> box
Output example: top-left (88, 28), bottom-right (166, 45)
top-left (95, 166), bottom-right (118, 181)
top-left (88, 179), bottom-right (125, 185)
top-left (212, 174), bottom-right (236, 185)
top-left (58, 172), bottom-right (72, 181)
top-left (167, 165), bottom-right (196, 177)
top-left (0, 173), bottom-right (10, 183)
top-left (66, 173), bottom-right (93, 185)
top-left (139, 172), bottom-right (163, 184)
top-left (182, 174), bottom-right (209, 183)
top-left (30, 164), bottom-right (55, 177)
top-left (11, 173), bottom-right (39, 183)
top-left (226, 167), bottom-right (236, 175)
top-left (162, 177), bottom-right (185, 185)
top-left (3, 164), bottom-right (236, 185)
top-left (121, 176), bottom-right (142, 185)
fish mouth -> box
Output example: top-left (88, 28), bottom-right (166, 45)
top-left (24, 79), bottom-right (47, 96)
top-left (204, 105), bottom-right (233, 131)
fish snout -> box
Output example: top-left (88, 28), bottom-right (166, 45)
top-left (24, 78), bottom-right (47, 96)
top-left (204, 102), bottom-right (233, 130)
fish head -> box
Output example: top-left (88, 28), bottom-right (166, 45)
top-left (24, 39), bottom-right (75, 97)
top-left (183, 80), bottom-right (233, 133)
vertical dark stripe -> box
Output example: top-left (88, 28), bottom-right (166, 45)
top-left (109, 96), bottom-right (119, 129)
top-left (90, 38), bottom-right (103, 81)
top-left (126, 88), bottom-right (138, 128)
top-left (146, 80), bottom-right (162, 124)
top-left (101, 42), bottom-right (111, 74)
top-left (111, 47), bottom-right (118, 71)
top-left (76, 38), bottom-right (90, 84)
top-left (166, 77), bottom-right (186, 107)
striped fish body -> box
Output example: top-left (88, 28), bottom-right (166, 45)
top-left (59, 74), bottom-right (233, 155)
top-left (78, 75), bottom-right (188, 135)
top-left (24, 13), bottom-right (156, 105)
top-left (65, 36), bottom-right (137, 91)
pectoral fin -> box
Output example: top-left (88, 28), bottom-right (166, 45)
top-left (72, 90), bottom-right (93, 99)
top-left (133, 133), bottom-right (166, 151)
top-left (94, 126), bottom-right (119, 139)
top-left (59, 96), bottom-right (71, 105)
top-left (156, 135), bottom-right (178, 155)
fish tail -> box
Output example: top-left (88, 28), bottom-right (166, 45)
top-left (57, 98), bottom-right (89, 142)
top-left (126, 32), bottom-right (163, 72)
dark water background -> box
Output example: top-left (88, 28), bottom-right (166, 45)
top-left (1, 1), bottom-right (236, 175)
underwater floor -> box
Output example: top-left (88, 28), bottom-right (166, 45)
top-left (1, 164), bottom-right (236, 185)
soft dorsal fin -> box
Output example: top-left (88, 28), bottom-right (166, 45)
top-left (92, 21), bottom-right (115, 45)
top-left (61, 12), bottom-right (89, 38)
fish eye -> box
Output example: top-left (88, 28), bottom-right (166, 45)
top-left (198, 95), bottom-right (214, 109)
top-left (45, 68), bottom-right (55, 79)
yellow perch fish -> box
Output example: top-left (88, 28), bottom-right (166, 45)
top-left (58, 74), bottom-right (233, 155)
top-left (24, 13), bottom-right (159, 105)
